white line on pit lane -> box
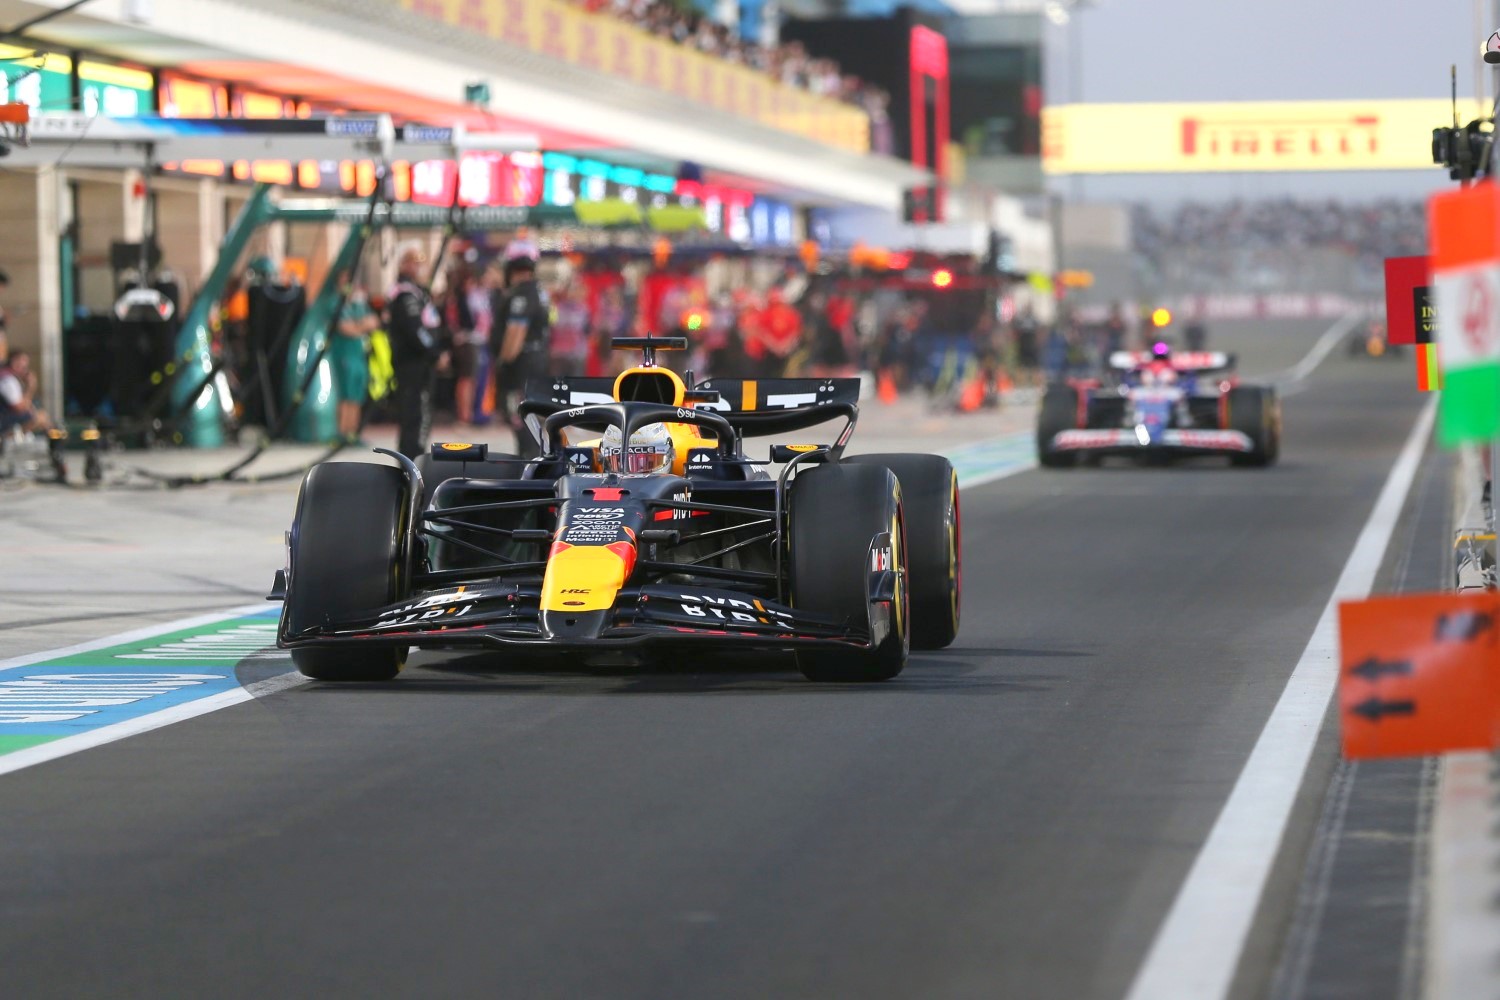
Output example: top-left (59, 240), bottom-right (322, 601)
top-left (1124, 395), bottom-right (1437, 1000)
top-left (0, 604), bottom-right (272, 674)
top-left (1271, 314), bottom-right (1362, 395)
top-left (0, 605), bottom-right (309, 778)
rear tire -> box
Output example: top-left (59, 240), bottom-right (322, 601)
top-left (845, 454), bottom-right (960, 649)
top-left (1226, 386), bottom-right (1280, 467)
top-left (1037, 385), bottom-right (1081, 468)
top-left (284, 462), bottom-right (410, 681)
top-left (789, 464), bottom-right (909, 682)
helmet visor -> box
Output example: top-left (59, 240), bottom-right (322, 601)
top-left (624, 446), bottom-right (671, 474)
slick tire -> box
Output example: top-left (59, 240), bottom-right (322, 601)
top-left (789, 464), bottom-right (909, 682)
top-left (1226, 386), bottom-right (1280, 467)
top-left (415, 451), bottom-right (525, 509)
top-left (845, 454), bottom-right (960, 649)
top-left (284, 462), bottom-right (409, 681)
top-left (1037, 385), bottom-right (1081, 468)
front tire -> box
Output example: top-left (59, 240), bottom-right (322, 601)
top-left (284, 462), bottom-right (410, 681)
top-left (845, 454), bottom-right (960, 649)
top-left (789, 464), bottom-right (909, 682)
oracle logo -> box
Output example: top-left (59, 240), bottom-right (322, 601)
top-left (1180, 115), bottom-right (1380, 160)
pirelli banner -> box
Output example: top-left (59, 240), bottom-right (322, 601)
top-left (401, 0), bottom-right (869, 154)
top-left (1042, 100), bottom-right (1491, 174)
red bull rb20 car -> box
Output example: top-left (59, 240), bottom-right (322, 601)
top-left (1036, 348), bottom-right (1280, 468)
top-left (273, 337), bottom-right (961, 683)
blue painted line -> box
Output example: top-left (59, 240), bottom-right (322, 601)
top-left (0, 607), bottom-right (284, 753)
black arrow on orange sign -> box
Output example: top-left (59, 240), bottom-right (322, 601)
top-left (1433, 611), bottom-right (1494, 642)
top-left (1348, 656), bottom-right (1414, 681)
top-left (1350, 698), bottom-right (1416, 722)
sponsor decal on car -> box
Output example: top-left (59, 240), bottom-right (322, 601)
top-left (1166, 429), bottom-right (1254, 451)
top-left (1053, 429), bottom-right (1135, 450)
top-left (374, 591), bottom-right (477, 629)
top-left (677, 593), bottom-right (794, 628)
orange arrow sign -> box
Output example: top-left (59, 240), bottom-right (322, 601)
top-left (1338, 591), bottom-right (1500, 759)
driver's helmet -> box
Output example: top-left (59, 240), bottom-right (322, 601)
top-left (1148, 340), bottom-right (1172, 363)
top-left (600, 422), bottom-right (675, 475)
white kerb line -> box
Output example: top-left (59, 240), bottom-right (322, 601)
top-left (1124, 395), bottom-right (1437, 1000)
top-left (1277, 313), bottom-right (1362, 387)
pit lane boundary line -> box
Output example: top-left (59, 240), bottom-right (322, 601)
top-left (943, 431), bottom-right (1036, 489)
top-left (0, 604), bottom-right (269, 675)
top-left (1124, 395), bottom-right (1437, 1000)
top-left (0, 604), bottom-right (306, 778)
top-left (1272, 314), bottom-right (1361, 391)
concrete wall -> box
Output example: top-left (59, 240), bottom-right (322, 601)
top-left (0, 167), bottom-right (64, 417)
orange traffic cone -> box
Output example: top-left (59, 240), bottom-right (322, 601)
top-left (878, 370), bottom-right (898, 404)
top-left (997, 369), bottom-right (1014, 395)
top-left (958, 375), bottom-right (984, 412)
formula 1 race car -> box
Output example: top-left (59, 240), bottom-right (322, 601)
top-left (1345, 320), bottom-right (1405, 359)
top-left (1036, 345), bottom-right (1280, 468)
top-left (273, 337), bottom-right (961, 683)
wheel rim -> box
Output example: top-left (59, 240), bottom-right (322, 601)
top-left (893, 506), bottom-right (910, 653)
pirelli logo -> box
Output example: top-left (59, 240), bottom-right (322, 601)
top-left (1180, 114), bottom-right (1379, 162)
top-left (1041, 99), bottom-right (1476, 175)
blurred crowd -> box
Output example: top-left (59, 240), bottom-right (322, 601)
top-left (571, 0), bottom-right (894, 154)
top-left (418, 263), bottom-right (1191, 425)
top-left (1131, 199), bottom-right (1427, 294)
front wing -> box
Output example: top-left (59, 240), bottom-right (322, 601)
top-left (1047, 428), bottom-right (1254, 455)
top-left (278, 582), bottom-right (887, 653)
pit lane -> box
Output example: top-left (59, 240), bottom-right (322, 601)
top-left (0, 319), bottom-right (1433, 998)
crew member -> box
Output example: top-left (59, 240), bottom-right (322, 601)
top-left (332, 276), bottom-right (377, 444)
top-left (0, 350), bottom-right (54, 434)
top-left (492, 254), bottom-right (551, 438)
top-left (0, 267), bottom-right (10, 364)
top-left (386, 245), bottom-right (443, 459)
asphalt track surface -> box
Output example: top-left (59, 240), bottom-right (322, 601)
top-left (0, 325), bottom-right (1430, 999)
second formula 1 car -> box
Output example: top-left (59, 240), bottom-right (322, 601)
top-left (1036, 343), bottom-right (1280, 468)
top-left (272, 337), bottom-right (962, 684)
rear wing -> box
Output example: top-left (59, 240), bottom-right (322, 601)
top-left (693, 378), bottom-right (860, 437)
top-left (526, 376), bottom-right (860, 438)
top-left (1109, 351), bottom-right (1236, 373)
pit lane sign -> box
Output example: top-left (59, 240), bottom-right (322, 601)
top-left (1338, 592), bottom-right (1500, 759)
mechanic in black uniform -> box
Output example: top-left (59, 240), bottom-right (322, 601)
top-left (386, 244), bottom-right (443, 459)
top-left (491, 254), bottom-right (551, 437)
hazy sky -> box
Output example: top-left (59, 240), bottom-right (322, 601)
top-left (1044, 0), bottom-right (1488, 200)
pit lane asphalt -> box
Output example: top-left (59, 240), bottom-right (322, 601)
top-left (0, 324), bottom-right (1429, 999)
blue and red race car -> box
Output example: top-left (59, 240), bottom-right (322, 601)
top-left (1036, 345), bottom-right (1280, 468)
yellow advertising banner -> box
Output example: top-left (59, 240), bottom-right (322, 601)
top-left (401, 0), bottom-right (868, 153)
top-left (1043, 99), bottom-right (1492, 174)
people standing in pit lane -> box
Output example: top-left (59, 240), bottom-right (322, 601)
top-left (443, 264), bottom-right (481, 428)
top-left (491, 254), bottom-right (551, 436)
top-left (465, 262), bottom-right (497, 425)
top-left (1102, 303), bottom-right (1128, 361)
top-left (1013, 304), bottom-right (1040, 386)
top-left (385, 244), bottom-right (443, 459)
top-left (332, 276), bottom-right (377, 444)
top-left (756, 287), bottom-right (802, 378)
top-left (550, 281), bottom-right (590, 377)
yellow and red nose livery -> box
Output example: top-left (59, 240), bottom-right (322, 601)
top-left (540, 539), bottom-right (638, 612)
